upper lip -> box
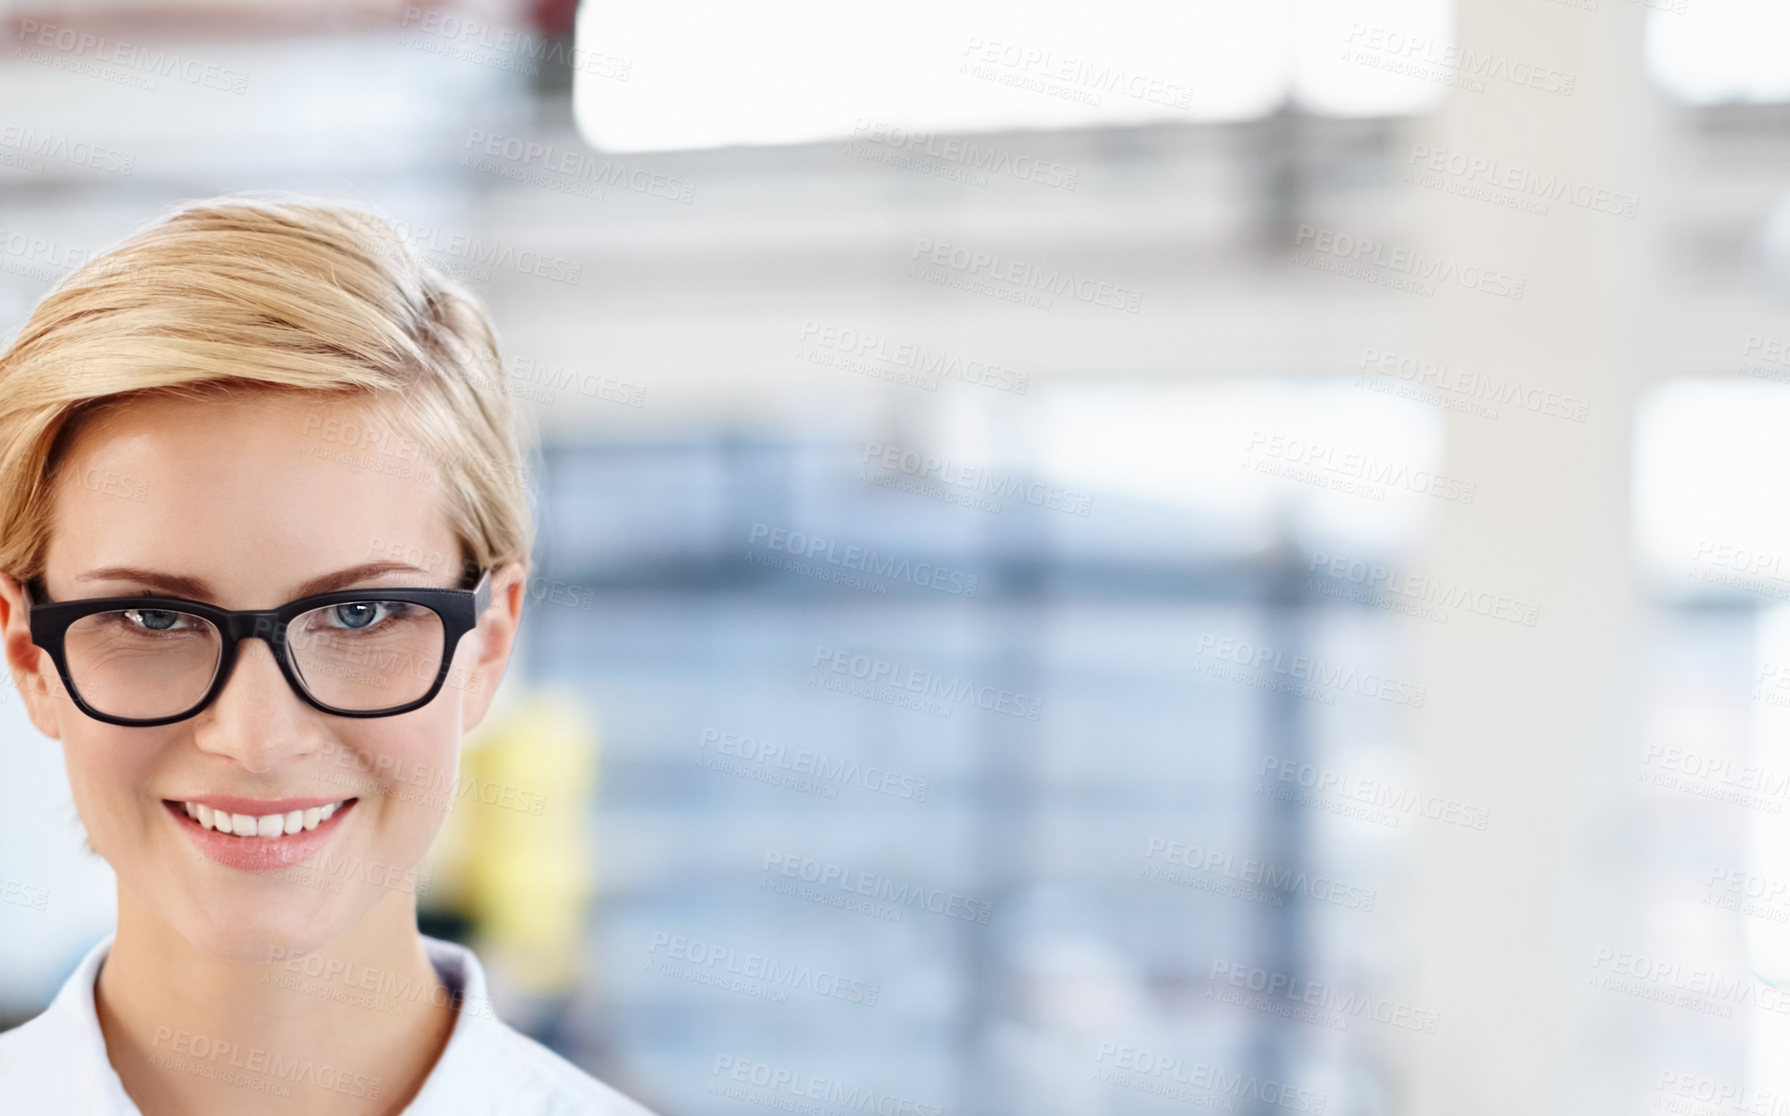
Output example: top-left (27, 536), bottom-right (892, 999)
top-left (166, 794), bottom-right (354, 815)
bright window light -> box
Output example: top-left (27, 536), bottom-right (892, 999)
top-left (1032, 379), bottom-right (1446, 555)
top-left (1632, 379), bottom-right (1790, 597)
top-left (573, 0), bottom-right (1289, 153)
top-left (1646, 0), bottom-right (1790, 105)
top-left (1291, 0), bottom-right (1452, 117)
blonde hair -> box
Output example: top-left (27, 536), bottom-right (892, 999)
top-left (0, 193), bottom-right (535, 587)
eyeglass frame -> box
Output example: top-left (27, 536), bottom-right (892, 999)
top-left (21, 568), bottom-right (494, 728)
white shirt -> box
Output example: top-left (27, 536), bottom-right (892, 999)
top-left (0, 934), bottom-right (661, 1115)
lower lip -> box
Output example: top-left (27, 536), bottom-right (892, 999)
top-left (164, 799), bottom-right (357, 871)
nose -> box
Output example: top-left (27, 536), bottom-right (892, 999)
top-left (189, 634), bottom-right (322, 773)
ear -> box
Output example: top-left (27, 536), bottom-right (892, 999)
top-left (0, 571), bottom-right (65, 740)
top-left (457, 562), bottom-right (526, 732)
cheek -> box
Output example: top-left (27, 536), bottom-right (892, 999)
top-left (332, 713), bottom-right (461, 829)
top-left (59, 727), bottom-right (169, 853)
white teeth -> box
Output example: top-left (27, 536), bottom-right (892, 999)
top-left (179, 801), bottom-right (347, 838)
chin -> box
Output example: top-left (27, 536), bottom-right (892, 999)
top-left (173, 900), bottom-right (357, 964)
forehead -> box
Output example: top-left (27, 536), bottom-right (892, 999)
top-left (42, 391), bottom-right (460, 606)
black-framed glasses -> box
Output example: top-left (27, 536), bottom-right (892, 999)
top-left (23, 570), bottom-right (493, 727)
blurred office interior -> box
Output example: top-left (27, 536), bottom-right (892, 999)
top-left (4, 1), bottom-right (1790, 1114)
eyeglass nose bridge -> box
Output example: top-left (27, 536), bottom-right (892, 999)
top-left (203, 609), bottom-right (293, 653)
top-left (205, 610), bottom-right (302, 699)
top-left (240, 611), bottom-right (289, 649)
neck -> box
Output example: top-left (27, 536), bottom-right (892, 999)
top-left (94, 884), bottom-right (457, 1116)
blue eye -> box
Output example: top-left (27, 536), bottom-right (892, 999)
top-left (332, 602), bottom-right (383, 630)
top-left (125, 609), bottom-right (188, 632)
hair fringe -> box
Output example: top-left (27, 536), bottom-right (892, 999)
top-left (0, 193), bottom-right (537, 587)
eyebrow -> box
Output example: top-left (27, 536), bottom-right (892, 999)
top-left (74, 561), bottom-right (445, 602)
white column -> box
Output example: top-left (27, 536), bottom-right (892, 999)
top-left (1397, 5), bottom-right (1662, 1113)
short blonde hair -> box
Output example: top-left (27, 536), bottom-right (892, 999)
top-left (0, 193), bottom-right (534, 587)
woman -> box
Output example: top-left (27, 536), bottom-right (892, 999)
top-left (0, 196), bottom-right (658, 1114)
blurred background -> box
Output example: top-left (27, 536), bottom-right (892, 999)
top-left (3, 1), bottom-right (1790, 1113)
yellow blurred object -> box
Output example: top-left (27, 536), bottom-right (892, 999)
top-left (431, 686), bottom-right (599, 996)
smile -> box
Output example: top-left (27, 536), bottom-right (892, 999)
top-left (176, 799), bottom-right (351, 838)
top-left (162, 796), bottom-right (359, 870)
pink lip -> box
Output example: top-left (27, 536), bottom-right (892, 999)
top-left (173, 794), bottom-right (348, 816)
top-left (164, 798), bottom-right (357, 871)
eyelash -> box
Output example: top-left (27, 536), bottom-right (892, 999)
top-left (301, 602), bottom-right (425, 633)
top-left (109, 598), bottom-right (424, 632)
top-left (114, 608), bottom-right (201, 636)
